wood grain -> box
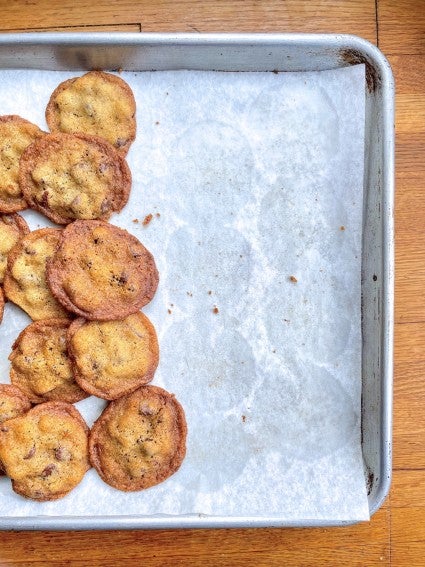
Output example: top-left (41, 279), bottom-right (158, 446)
top-left (394, 323), bottom-right (425, 469)
top-left (392, 470), bottom-right (425, 507)
top-left (0, 0), bottom-right (377, 41)
top-left (0, 510), bottom-right (390, 566)
top-left (393, 55), bottom-right (425, 324)
top-left (5, 24), bottom-right (141, 33)
top-left (392, 508), bottom-right (425, 567)
top-left (379, 0), bottom-right (425, 54)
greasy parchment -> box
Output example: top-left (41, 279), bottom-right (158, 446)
top-left (0, 65), bottom-right (368, 521)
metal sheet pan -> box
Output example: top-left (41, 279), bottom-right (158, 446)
top-left (0, 32), bottom-right (394, 530)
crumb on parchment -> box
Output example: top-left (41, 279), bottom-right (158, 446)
top-left (289, 275), bottom-right (298, 283)
top-left (142, 214), bottom-right (153, 226)
top-left (212, 306), bottom-right (219, 314)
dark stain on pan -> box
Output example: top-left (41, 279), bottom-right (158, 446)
top-left (366, 471), bottom-right (375, 495)
top-left (340, 49), bottom-right (381, 93)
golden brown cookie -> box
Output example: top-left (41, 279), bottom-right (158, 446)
top-left (89, 385), bottom-right (187, 491)
top-left (0, 384), bottom-right (32, 474)
top-left (19, 133), bottom-right (131, 225)
top-left (4, 228), bottom-right (70, 320)
top-left (0, 286), bottom-right (4, 324)
top-left (0, 115), bottom-right (45, 213)
top-left (68, 312), bottom-right (159, 400)
top-left (45, 71), bottom-right (136, 155)
top-left (0, 384), bottom-right (31, 425)
top-left (47, 220), bottom-right (159, 321)
top-left (0, 401), bottom-right (89, 501)
top-left (9, 319), bottom-right (88, 404)
top-left (0, 213), bottom-right (30, 284)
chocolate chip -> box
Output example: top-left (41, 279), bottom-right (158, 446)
top-left (41, 463), bottom-right (57, 478)
top-left (54, 446), bottom-right (70, 462)
top-left (115, 138), bottom-right (127, 148)
top-left (100, 199), bottom-right (110, 214)
top-left (139, 403), bottom-right (155, 416)
top-left (40, 191), bottom-right (49, 207)
top-left (23, 445), bottom-right (36, 460)
top-left (71, 194), bottom-right (82, 208)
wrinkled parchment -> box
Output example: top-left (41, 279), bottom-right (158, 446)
top-left (0, 65), bottom-right (368, 521)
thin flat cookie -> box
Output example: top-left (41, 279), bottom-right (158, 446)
top-left (89, 385), bottom-right (187, 491)
top-left (46, 71), bottom-right (136, 155)
top-left (4, 228), bottom-right (70, 320)
top-left (47, 220), bottom-right (159, 320)
top-left (0, 286), bottom-right (4, 324)
top-left (19, 133), bottom-right (131, 225)
top-left (68, 312), bottom-right (159, 400)
top-left (0, 115), bottom-right (45, 212)
top-left (0, 401), bottom-right (89, 501)
top-left (10, 319), bottom-right (88, 404)
top-left (0, 213), bottom-right (30, 284)
top-left (0, 384), bottom-right (32, 475)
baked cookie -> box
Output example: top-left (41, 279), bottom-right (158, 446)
top-left (47, 220), bottom-right (159, 320)
top-left (19, 133), bottom-right (131, 225)
top-left (68, 312), bottom-right (158, 400)
top-left (0, 286), bottom-right (4, 324)
top-left (0, 383), bottom-right (31, 424)
top-left (0, 115), bottom-right (45, 212)
top-left (0, 213), bottom-right (30, 284)
top-left (46, 71), bottom-right (136, 156)
top-left (4, 228), bottom-right (70, 320)
top-left (9, 319), bottom-right (88, 404)
top-left (0, 401), bottom-right (89, 501)
top-left (0, 384), bottom-right (32, 474)
top-left (89, 385), bottom-right (187, 491)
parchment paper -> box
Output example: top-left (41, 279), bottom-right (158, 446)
top-left (0, 64), bottom-right (368, 521)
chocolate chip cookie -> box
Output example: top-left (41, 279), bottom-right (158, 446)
top-left (9, 319), bottom-right (88, 404)
top-left (0, 115), bottom-right (45, 212)
top-left (45, 71), bottom-right (136, 155)
top-left (20, 133), bottom-right (131, 224)
top-left (0, 401), bottom-right (89, 500)
top-left (0, 384), bottom-right (32, 474)
top-left (89, 385), bottom-right (187, 491)
top-left (68, 312), bottom-right (159, 400)
top-left (0, 213), bottom-right (30, 284)
top-left (47, 220), bottom-right (158, 320)
top-left (4, 228), bottom-right (70, 320)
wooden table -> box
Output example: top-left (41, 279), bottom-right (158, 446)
top-left (0, 2), bottom-right (422, 565)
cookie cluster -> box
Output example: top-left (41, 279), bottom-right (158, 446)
top-left (0, 72), bottom-right (187, 501)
